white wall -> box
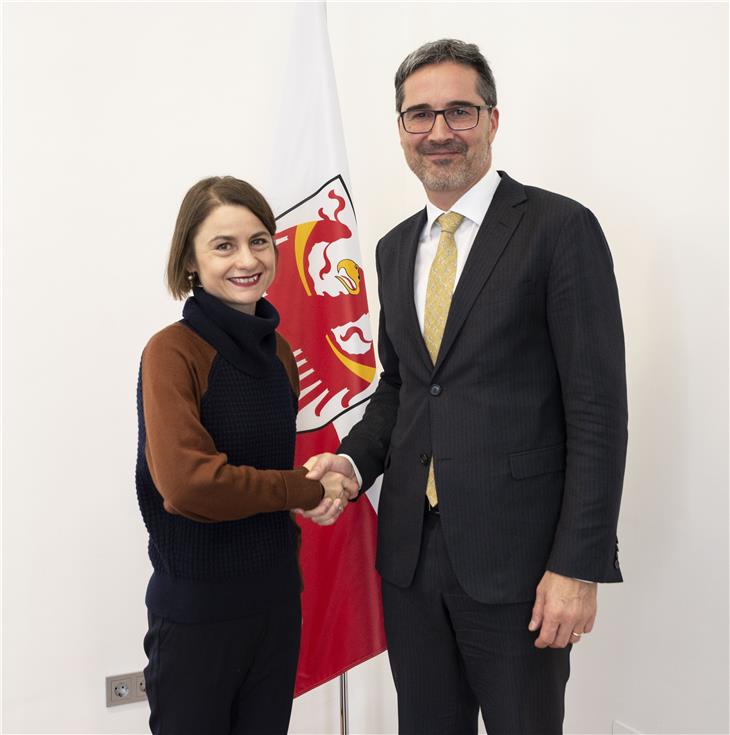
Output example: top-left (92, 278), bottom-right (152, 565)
top-left (2, 2), bottom-right (727, 734)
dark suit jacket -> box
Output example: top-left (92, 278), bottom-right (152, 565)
top-left (339, 171), bottom-right (627, 604)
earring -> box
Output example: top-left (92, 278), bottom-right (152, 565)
top-left (187, 272), bottom-right (196, 285)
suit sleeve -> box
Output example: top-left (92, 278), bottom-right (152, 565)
top-left (337, 240), bottom-right (402, 491)
top-left (545, 207), bottom-right (628, 582)
top-left (141, 330), bottom-right (324, 522)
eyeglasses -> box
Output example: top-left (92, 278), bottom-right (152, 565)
top-left (399, 105), bottom-right (492, 134)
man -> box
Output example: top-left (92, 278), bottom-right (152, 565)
top-left (304, 39), bottom-right (627, 733)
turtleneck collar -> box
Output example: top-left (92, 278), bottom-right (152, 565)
top-left (182, 287), bottom-right (280, 377)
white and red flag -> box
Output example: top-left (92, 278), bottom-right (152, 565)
top-left (264, 3), bottom-right (386, 696)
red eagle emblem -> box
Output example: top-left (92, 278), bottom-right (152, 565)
top-left (267, 176), bottom-right (376, 431)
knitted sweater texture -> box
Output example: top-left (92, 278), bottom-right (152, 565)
top-left (136, 289), bottom-right (322, 622)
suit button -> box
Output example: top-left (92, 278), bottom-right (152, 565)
top-left (419, 453), bottom-right (430, 466)
top-left (429, 384), bottom-right (442, 396)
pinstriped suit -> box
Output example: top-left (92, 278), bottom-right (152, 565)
top-left (338, 171), bottom-right (627, 732)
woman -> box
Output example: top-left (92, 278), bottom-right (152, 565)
top-left (136, 176), bottom-right (350, 734)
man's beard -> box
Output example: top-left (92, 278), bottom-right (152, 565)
top-left (408, 140), bottom-right (491, 192)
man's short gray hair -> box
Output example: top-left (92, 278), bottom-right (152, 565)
top-left (394, 39), bottom-right (497, 112)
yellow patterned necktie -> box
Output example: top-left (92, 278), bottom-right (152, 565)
top-left (423, 210), bottom-right (464, 508)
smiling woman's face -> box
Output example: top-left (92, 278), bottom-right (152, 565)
top-left (190, 204), bottom-right (277, 315)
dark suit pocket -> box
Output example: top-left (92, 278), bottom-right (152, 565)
top-left (509, 443), bottom-right (566, 479)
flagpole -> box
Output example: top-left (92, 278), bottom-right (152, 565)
top-left (339, 672), bottom-right (349, 735)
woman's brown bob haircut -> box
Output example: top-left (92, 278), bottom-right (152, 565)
top-left (166, 176), bottom-right (277, 300)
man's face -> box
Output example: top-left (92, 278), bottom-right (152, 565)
top-left (398, 61), bottom-right (499, 199)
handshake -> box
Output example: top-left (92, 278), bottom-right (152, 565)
top-left (293, 453), bottom-right (360, 526)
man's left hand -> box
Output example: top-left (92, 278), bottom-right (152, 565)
top-left (528, 571), bottom-right (597, 649)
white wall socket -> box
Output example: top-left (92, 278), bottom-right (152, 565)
top-left (106, 671), bottom-right (147, 707)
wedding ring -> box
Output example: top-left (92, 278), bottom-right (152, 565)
top-left (571, 632), bottom-right (582, 638)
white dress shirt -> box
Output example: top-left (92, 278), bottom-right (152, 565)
top-left (413, 167), bottom-right (501, 331)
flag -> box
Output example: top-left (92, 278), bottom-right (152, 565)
top-left (263, 2), bottom-right (387, 696)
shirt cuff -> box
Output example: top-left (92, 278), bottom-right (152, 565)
top-left (337, 454), bottom-right (362, 489)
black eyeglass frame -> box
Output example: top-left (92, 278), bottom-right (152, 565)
top-left (399, 105), bottom-right (493, 134)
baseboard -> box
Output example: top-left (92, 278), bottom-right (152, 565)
top-left (612, 720), bottom-right (641, 735)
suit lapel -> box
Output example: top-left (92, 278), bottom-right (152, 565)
top-left (398, 209), bottom-right (433, 370)
top-left (433, 172), bottom-right (527, 375)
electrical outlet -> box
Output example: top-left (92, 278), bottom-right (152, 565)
top-left (106, 671), bottom-right (147, 707)
top-left (133, 672), bottom-right (147, 700)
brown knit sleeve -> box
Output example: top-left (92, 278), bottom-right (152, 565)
top-left (141, 324), bottom-right (323, 522)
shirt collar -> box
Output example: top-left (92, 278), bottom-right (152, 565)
top-left (424, 166), bottom-right (502, 234)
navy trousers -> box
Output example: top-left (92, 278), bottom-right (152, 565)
top-left (382, 512), bottom-right (571, 735)
top-left (143, 596), bottom-right (301, 735)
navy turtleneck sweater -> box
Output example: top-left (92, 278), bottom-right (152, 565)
top-left (136, 289), bottom-right (323, 622)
